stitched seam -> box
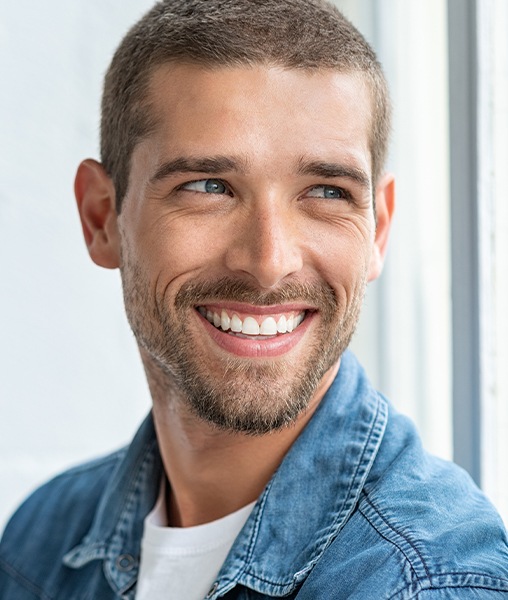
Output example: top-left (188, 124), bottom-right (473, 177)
top-left (358, 501), bottom-right (422, 589)
top-left (240, 483), bottom-right (295, 590)
top-left (101, 437), bottom-right (158, 548)
top-left (337, 394), bottom-right (385, 525)
top-left (393, 576), bottom-right (508, 599)
top-left (429, 581), bottom-right (508, 590)
top-left (215, 479), bottom-right (279, 596)
top-left (430, 572), bottom-right (508, 584)
top-left (0, 557), bottom-right (51, 600)
top-left (430, 571), bottom-right (508, 592)
top-left (239, 394), bottom-right (388, 594)
top-left (363, 494), bottom-right (432, 580)
top-left (301, 393), bottom-right (388, 570)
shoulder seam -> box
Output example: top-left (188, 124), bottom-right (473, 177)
top-left (359, 493), bottom-right (431, 581)
top-left (390, 573), bottom-right (508, 599)
top-left (0, 556), bottom-right (51, 600)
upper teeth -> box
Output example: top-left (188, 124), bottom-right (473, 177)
top-left (198, 308), bottom-right (305, 336)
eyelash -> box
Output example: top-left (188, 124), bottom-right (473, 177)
top-left (177, 179), bottom-right (352, 202)
top-left (305, 185), bottom-right (352, 202)
top-left (178, 178), bottom-right (232, 195)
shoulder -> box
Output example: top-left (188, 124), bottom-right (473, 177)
top-left (302, 405), bottom-right (508, 598)
top-left (0, 449), bottom-right (125, 597)
top-left (357, 463), bottom-right (508, 597)
top-left (364, 406), bottom-right (508, 596)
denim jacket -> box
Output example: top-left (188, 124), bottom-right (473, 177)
top-left (2, 352), bottom-right (508, 599)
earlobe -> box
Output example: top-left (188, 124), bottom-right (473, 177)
top-left (75, 159), bottom-right (120, 269)
top-left (367, 173), bottom-right (395, 282)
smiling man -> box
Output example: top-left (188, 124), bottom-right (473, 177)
top-left (1, 1), bottom-right (508, 599)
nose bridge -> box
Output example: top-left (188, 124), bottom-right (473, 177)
top-left (225, 193), bottom-right (303, 289)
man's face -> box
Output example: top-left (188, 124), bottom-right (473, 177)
top-left (114, 64), bottom-right (390, 433)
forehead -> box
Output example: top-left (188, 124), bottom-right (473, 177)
top-left (139, 63), bottom-right (373, 176)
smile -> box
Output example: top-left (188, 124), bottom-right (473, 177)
top-left (197, 306), bottom-right (306, 337)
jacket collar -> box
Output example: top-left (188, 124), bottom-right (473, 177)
top-left (63, 351), bottom-right (387, 598)
top-left (216, 351), bottom-right (388, 597)
top-left (63, 414), bottom-right (163, 596)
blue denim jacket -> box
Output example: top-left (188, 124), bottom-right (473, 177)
top-left (2, 352), bottom-right (508, 599)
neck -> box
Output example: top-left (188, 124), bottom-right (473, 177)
top-left (142, 349), bottom-right (339, 527)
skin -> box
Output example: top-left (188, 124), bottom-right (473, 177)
top-left (75, 64), bottom-right (395, 527)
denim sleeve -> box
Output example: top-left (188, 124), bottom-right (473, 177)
top-left (0, 562), bottom-right (41, 600)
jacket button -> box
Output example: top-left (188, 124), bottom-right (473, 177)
top-left (116, 553), bottom-right (136, 572)
top-left (206, 581), bottom-right (219, 598)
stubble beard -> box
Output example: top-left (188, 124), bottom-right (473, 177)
top-left (121, 251), bottom-right (366, 435)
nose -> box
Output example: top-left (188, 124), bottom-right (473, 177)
top-left (224, 198), bottom-right (304, 289)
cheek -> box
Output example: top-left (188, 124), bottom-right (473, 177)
top-left (307, 220), bottom-right (374, 280)
top-left (303, 226), bottom-right (372, 315)
top-left (138, 218), bottom-right (228, 293)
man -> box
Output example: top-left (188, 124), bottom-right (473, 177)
top-left (1, 0), bottom-right (507, 598)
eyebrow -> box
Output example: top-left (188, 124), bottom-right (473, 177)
top-left (149, 155), bottom-right (371, 190)
top-left (150, 156), bottom-right (248, 184)
top-left (297, 159), bottom-right (371, 189)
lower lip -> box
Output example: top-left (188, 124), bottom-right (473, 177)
top-left (196, 310), bottom-right (315, 358)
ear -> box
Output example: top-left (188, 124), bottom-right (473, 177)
top-left (75, 159), bottom-right (121, 269)
top-left (367, 172), bottom-right (395, 282)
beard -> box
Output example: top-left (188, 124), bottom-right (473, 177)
top-left (121, 248), bottom-right (366, 435)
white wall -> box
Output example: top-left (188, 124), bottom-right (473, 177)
top-left (0, 0), bottom-right (454, 531)
top-left (477, 0), bottom-right (508, 522)
top-left (0, 1), bottom-right (155, 531)
top-left (340, 0), bottom-right (453, 461)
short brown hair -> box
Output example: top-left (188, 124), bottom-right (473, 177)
top-left (101, 0), bottom-right (391, 211)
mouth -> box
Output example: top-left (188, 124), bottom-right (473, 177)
top-left (197, 305), bottom-right (308, 339)
top-left (193, 302), bottom-right (317, 358)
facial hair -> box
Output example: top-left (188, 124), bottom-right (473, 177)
top-left (121, 247), bottom-right (366, 435)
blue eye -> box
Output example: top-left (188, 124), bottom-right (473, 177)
top-left (181, 179), bottom-right (229, 194)
top-left (307, 185), bottom-right (346, 199)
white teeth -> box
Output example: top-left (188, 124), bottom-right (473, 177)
top-left (220, 310), bottom-right (230, 331)
top-left (276, 315), bottom-right (287, 333)
top-left (230, 314), bottom-right (243, 333)
top-left (260, 316), bottom-right (278, 335)
top-left (199, 307), bottom-right (306, 336)
top-left (242, 316), bottom-right (260, 335)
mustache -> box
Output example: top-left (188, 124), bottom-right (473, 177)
top-left (174, 277), bottom-right (338, 313)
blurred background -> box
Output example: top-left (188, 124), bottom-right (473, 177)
top-left (1, 0), bottom-right (507, 530)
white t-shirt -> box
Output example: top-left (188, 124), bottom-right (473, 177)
top-left (136, 482), bottom-right (255, 600)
